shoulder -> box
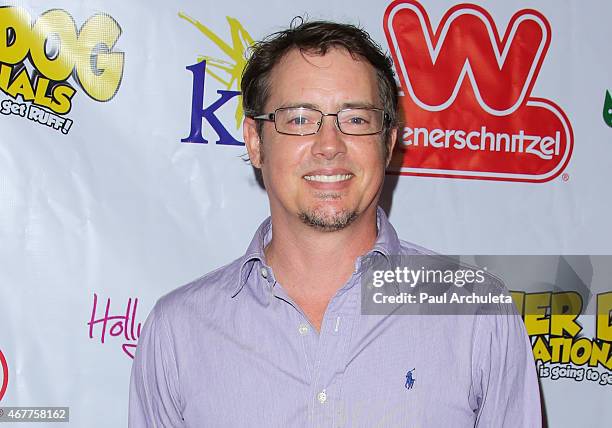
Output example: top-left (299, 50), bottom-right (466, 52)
top-left (397, 238), bottom-right (438, 256)
top-left (153, 256), bottom-right (244, 322)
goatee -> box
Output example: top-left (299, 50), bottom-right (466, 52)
top-left (298, 209), bottom-right (358, 232)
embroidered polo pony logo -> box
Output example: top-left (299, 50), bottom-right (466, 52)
top-left (405, 368), bottom-right (416, 389)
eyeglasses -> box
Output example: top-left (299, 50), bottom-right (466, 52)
top-left (251, 107), bottom-right (389, 136)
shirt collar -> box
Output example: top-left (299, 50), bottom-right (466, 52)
top-left (370, 206), bottom-right (401, 259)
top-left (232, 206), bottom-right (401, 296)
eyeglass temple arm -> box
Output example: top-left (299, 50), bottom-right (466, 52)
top-left (251, 113), bottom-right (275, 121)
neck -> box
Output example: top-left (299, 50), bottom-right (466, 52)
top-left (265, 206), bottom-right (378, 296)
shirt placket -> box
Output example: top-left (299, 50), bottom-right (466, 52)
top-left (308, 281), bottom-right (359, 428)
top-left (262, 267), bottom-right (321, 424)
top-left (262, 262), bottom-right (360, 428)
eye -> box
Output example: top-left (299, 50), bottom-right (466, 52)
top-left (343, 114), bottom-right (371, 126)
top-left (348, 116), bottom-right (368, 125)
top-left (288, 115), bottom-right (309, 125)
top-left (283, 109), bottom-right (318, 126)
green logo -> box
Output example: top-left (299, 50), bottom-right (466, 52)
top-left (604, 90), bottom-right (612, 128)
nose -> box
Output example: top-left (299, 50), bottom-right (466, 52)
top-left (310, 115), bottom-right (347, 160)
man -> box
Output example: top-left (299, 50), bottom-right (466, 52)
top-left (129, 20), bottom-right (541, 427)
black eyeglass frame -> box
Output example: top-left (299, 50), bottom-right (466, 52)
top-left (250, 107), bottom-right (390, 136)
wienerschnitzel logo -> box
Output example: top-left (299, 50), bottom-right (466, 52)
top-left (384, 0), bottom-right (573, 182)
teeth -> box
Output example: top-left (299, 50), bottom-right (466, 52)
top-left (304, 174), bottom-right (353, 183)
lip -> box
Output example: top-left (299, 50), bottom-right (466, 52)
top-left (302, 168), bottom-right (354, 190)
top-left (303, 168), bottom-right (353, 177)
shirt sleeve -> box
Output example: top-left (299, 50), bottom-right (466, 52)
top-left (472, 306), bottom-right (542, 428)
top-left (129, 301), bottom-right (184, 427)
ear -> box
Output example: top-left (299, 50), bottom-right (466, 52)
top-left (385, 127), bottom-right (398, 167)
top-left (243, 116), bottom-right (263, 168)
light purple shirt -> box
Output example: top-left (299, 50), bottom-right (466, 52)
top-left (129, 208), bottom-right (541, 427)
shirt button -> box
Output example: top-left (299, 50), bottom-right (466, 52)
top-left (298, 323), bottom-right (309, 335)
top-left (317, 390), bottom-right (327, 404)
top-left (260, 268), bottom-right (268, 279)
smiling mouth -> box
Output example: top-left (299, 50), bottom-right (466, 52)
top-left (303, 174), bottom-right (353, 183)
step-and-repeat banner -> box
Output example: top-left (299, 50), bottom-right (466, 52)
top-left (0, 0), bottom-right (610, 426)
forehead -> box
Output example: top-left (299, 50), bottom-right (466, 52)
top-left (265, 47), bottom-right (379, 110)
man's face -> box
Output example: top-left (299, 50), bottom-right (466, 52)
top-left (244, 47), bottom-right (397, 231)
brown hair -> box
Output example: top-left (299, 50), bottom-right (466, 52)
top-left (241, 18), bottom-right (399, 146)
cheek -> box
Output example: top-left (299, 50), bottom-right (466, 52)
top-left (358, 151), bottom-right (387, 194)
top-left (266, 140), bottom-right (309, 169)
top-left (260, 144), bottom-right (303, 186)
top-left (358, 144), bottom-right (386, 173)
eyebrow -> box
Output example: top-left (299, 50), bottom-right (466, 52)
top-left (341, 102), bottom-right (379, 109)
top-left (278, 102), bottom-right (320, 110)
top-left (277, 101), bottom-right (380, 110)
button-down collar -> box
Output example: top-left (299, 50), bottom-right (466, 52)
top-left (232, 207), bottom-right (400, 297)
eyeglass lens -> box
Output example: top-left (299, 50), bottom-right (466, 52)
top-left (274, 108), bottom-right (384, 135)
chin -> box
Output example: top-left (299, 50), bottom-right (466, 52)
top-left (297, 208), bottom-right (358, 232)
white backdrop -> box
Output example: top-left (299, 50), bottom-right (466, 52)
top-left (0, 0), bottom-right (611, 426)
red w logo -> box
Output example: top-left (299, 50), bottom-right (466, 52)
top-left (384, 1), bottom-right (572, 182)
